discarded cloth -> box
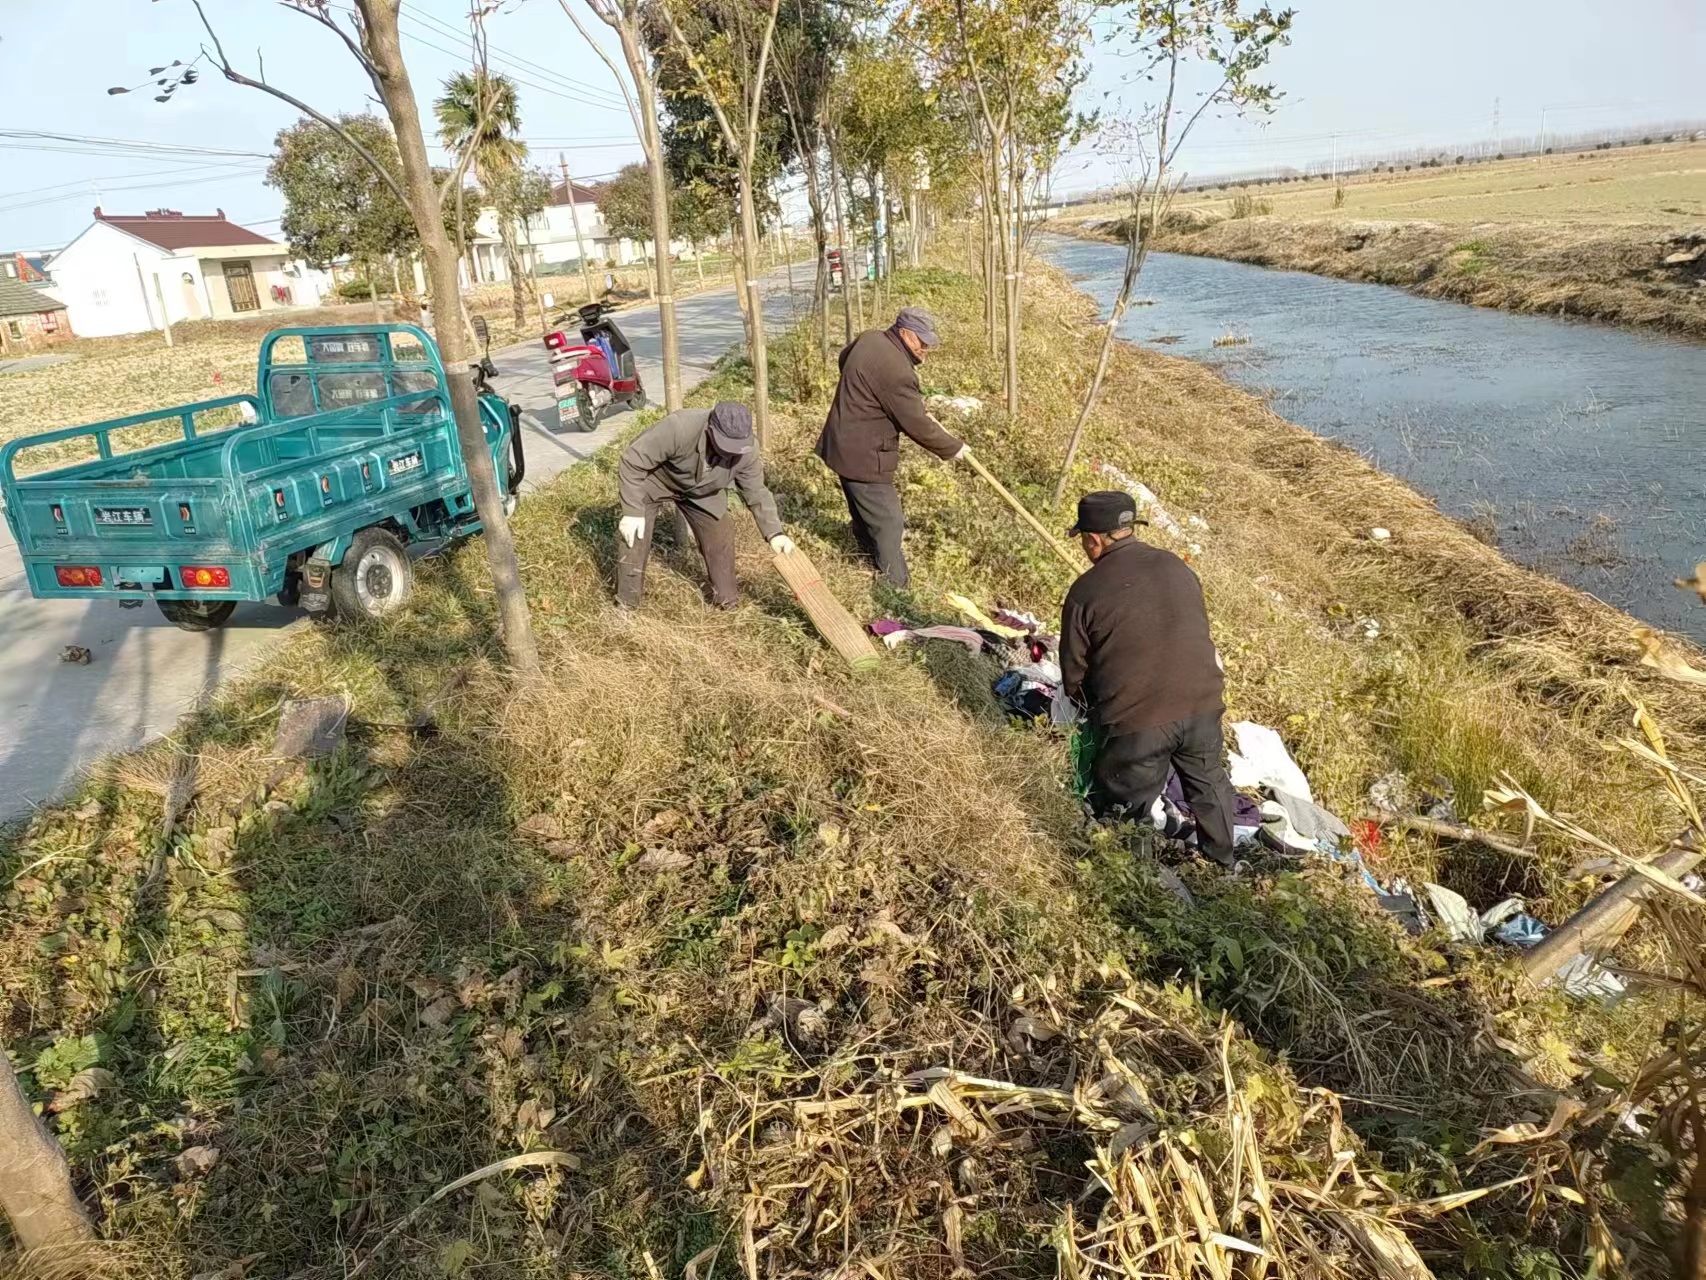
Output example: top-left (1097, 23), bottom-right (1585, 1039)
top-left (1228, 722), bottom-right (1314, 802)
top-left (946, 593), bottom-right (1027, 638)
top-left (1424, 884), bottom-right (1525, 945)
top-left (878, 624), bottom-right (985, 654)
top-left (869, 618), bottom-right (909, 637)
top-left (1271, 788), bottom-right (1349, 847)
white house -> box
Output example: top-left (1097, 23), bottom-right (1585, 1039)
top-left (464, 178), bottom-right (697, 284)
top-left (47, 208), bottom-right (333, 338)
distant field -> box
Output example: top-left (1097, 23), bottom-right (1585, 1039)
top-left (1071, 140), bottom-right (1706, 228)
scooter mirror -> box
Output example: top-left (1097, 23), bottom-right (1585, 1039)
top-left (471, 315), bottom-right (490, 346)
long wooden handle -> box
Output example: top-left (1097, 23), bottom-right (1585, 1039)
top-left (963, 451), bottom-right (1081, 570)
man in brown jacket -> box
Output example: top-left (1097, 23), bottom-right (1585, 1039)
top-left (616, 401), bottom-right (793, 609)
top-left (1059, 491), bottom-right (1238, 867)
top-left (815, 307), bottom-right (968, 587)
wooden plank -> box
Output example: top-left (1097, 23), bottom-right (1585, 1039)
top-left (1521, 836), bottom-right (1701, 984)
top-left (772, 548), bottom-right (880, 671)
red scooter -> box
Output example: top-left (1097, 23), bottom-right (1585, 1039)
top-left (542, 301), bottom-right (646, 432)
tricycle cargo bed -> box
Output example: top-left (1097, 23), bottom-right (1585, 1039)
top-left (0, 325), bottom-right (521, 615)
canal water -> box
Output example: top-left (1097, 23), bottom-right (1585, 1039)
top-left (1039, 234), bottom-right (1706, 644)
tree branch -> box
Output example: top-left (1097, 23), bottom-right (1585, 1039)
top-left (744, 0), bottom-right (784, 170)
top-left (556, 0), bottom-right (644, 138)
top-left (657, 0), bottom-right (744, 158)
top-left (194, 0), bottom-right (409, 205)
top-left (284, 0), bottom-right (387, 101)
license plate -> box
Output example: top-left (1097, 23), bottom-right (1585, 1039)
top-left (386, 451), bottom-right (424, 477)
top-left (94, 506), bottom-right (152, 527)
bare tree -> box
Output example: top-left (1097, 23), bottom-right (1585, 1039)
top-left (0, 1042), bottom-right (94, 1260)
top-left (189, 0), bottom-right (540, 672)
top-left (1053, 0), bottom-right (1293, 504)
top-left (654, 0), bottom-right (784, 445)
top-left (557, 0), bottom-right (684, 411)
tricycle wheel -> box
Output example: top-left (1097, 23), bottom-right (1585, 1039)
top-left (331, 528), bottom-right (413, 622)
top-left (158, 599), bottom-right (237, 632)
top-left (574, 384), bottom-right (598, 433)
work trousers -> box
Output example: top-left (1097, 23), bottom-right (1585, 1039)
top-left (615, 499), bottom-right (737, 608)
top-left (1094, 711), bottom-right (1238, 866)
top-left (840, 477), bottom-right (908, 588)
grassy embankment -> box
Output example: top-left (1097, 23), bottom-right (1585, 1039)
top-left (4, 257), bottom-right (1705, 1277)
top-left (1060, 141), bottom-right (1706, 337)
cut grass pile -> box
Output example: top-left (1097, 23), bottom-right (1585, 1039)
top-left (3, 257), bottom-right (1704, 1278)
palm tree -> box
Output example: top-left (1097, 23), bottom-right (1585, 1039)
top-left (435, 71), bottom-right (527, 297)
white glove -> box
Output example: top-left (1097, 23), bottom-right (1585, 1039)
top-left (951, 444), bottom-right (972, 462)
top-left (769, 534), bottom-right (796, 555)
top-left (618, 514), bottom-right (646, 547)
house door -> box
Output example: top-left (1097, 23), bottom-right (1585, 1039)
top-left (224, 262), bottom-right (260, 313)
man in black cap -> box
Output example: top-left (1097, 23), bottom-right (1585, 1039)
top-left (615, 400), bottom-right (794, 609)
top-left (815, 306), bottom-right (969, 588)
top-left (1059, 490), bottom-right (1238, 866)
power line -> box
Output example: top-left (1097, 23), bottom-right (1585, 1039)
top-left (0, 167), bottom-right (272, 217)
top-left (0, 130), bottom-right (271, 160)
top-left (395, 15), bottom-right (630, 115)
top-left (400, 1), bottom-right (630, 111)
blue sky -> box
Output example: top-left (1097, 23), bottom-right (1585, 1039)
top-left (2, 0), bottom-right (1701, 251)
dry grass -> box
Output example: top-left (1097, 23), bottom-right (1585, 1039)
top-left (3, 252), bottom-right (1704, 1276)
top-left (1069, 140), bottom-right (1706, 228)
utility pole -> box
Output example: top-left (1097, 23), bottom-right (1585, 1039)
top-left (559, 154), bottom-right (597, 306)
top-left (1493, 96), bottom-right (1501, 154)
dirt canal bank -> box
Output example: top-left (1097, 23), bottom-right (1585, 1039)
top-left (1040, 232), bottom-right (1706, 645)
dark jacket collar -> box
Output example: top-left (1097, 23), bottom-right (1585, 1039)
top-left (1093, 535), bottom-right (1143, 567)
top-left (884, 326), bottom-right (921, 366)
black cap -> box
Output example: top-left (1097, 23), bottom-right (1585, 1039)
top-left (707, 401), bottom-right (755, 455)
top-left (893, 306), bottom-right (940, 347)
top-left (1067, 490), bottom-right (1145, 536)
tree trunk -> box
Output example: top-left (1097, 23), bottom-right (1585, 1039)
top-left (559, 156), bottom-right (597, 307)
top-left (0, 1042), bottom-right (95, 1259)
top-left (827, 129), bottom-right (855, 345)
top-left (365, 257), bottom-right (382, 323)
top-left (358, 0), bottom-right (538, 674)
top-left (1054, 215), bottom-right (1143, 504)
top-left (504, 221), bottom-right (527, 329)
top-left (622, 28), bottom-right (683, 412)
top-left (735, 177), bottom-right (771, 446)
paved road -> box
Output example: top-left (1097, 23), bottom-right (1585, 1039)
top-left (0, 266), bottom-right (811, 819)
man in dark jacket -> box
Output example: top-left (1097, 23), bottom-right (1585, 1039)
top-left (815, 307), bottom-right (968, 587)
top-left (1059, 491), bottom-right (1238, 866)
top-left (616, 400), bottom-right (793, 609)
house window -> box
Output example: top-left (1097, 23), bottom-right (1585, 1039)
top-left (42, 311), bottom-right (59, 333)
top-left (5, 320), bottom-right (22, 341)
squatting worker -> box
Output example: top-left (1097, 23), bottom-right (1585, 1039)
top-left (815, 307), bottom-right (970, 588)
top-left (615, 400), bottom-right (795, 609)
top-left (1059, 491), bottom-right (1239, 867)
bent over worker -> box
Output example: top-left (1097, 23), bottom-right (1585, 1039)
top-left (815, 307), bottom-right (968, 588)
top-left (1059, 491), bottom-right (1239, 867)
top-left (616, 401), bottom-right (794, 609)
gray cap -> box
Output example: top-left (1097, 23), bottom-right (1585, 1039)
top-left (707, 401), bottom-right (755, 455)
top-left (893, 306), bottom-right (940, 347)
